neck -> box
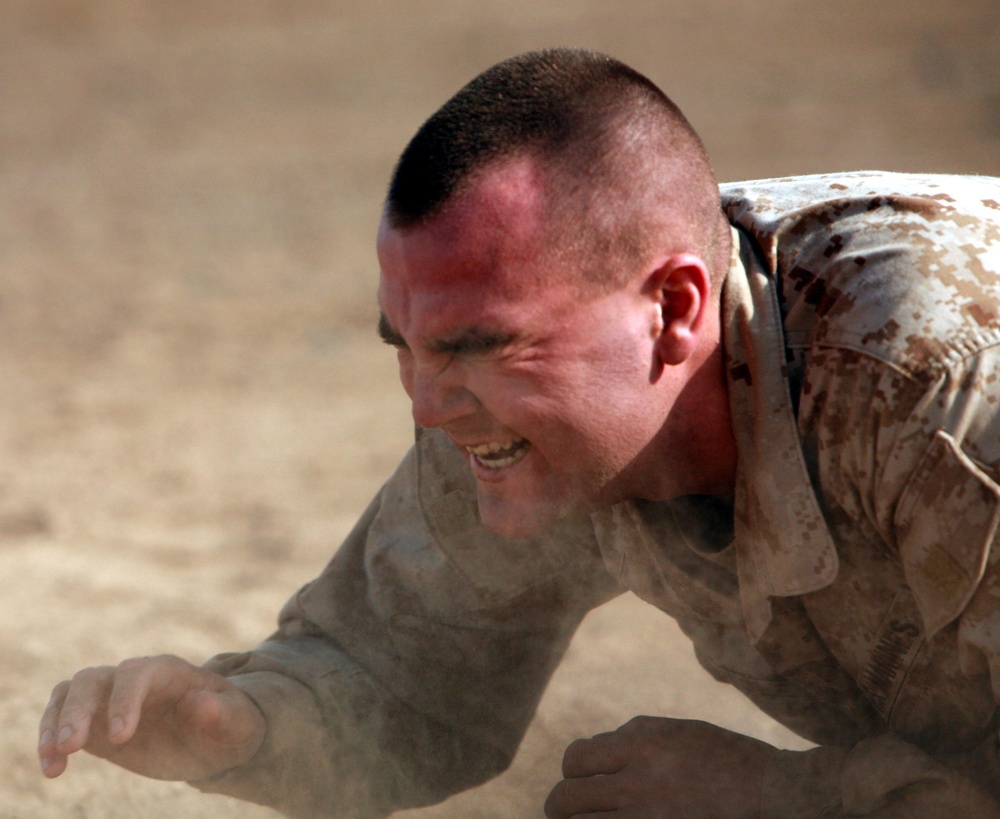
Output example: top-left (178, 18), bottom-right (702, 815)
top-left (632, 341), bottom-right (737, 502)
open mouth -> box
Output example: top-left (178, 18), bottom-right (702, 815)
top-left (466, 436), bottom-right (531, 469)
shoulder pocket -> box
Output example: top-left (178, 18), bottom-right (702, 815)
top-left (894, 430), bottom-right (1000, 636)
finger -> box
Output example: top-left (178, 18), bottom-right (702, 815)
top-left (39, 681), bottom-right (71, 778)
top-left (39, 681), bottom-right (70, 752)
top-left (105, 660), bottom-right (148, 745)
top-left (544, 773), bottom-right (621, 818)
top-left (106, 654), bottom-right (200, 745)
top-left (562, 731), bottom-right (631, 779)
top-left (53, 666), bottom-right (117, 756)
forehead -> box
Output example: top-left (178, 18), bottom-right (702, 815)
top-left (377, 157), bottom-right (557, 305)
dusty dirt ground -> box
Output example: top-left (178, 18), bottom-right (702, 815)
top-left (2, 1), bottom-right (999, 817)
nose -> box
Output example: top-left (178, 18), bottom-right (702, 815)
top-left (402, 358), bottom-right (479, 429)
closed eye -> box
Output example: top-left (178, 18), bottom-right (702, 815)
top-left (379, 312), bottom-right (516, 358)
top-left (433, 329), bottom-right (517, 357)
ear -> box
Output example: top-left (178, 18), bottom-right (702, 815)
top-left (644, 253), bottom-right (712, 367)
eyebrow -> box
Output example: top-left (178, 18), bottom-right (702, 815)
top-left (377, 312), bottom-right (516, 356)
top-left (377, 312), bottom-right (407, 347)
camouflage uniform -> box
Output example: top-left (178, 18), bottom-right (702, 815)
top-left (195, 172), bottom-right (1000, 817)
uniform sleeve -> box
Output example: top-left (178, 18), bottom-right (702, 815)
top-left (760, 344), bottom-right (1000, 817)
top-left (761, 733), bottom-right (1000, 818)
top-left (189, 427), bottom-right (620, 818)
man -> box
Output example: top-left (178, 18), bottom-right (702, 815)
top-left (39, 49), bottom-right (1000, 817)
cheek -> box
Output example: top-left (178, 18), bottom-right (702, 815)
top-left (397, 350), bottom-right (415, 398)
top-left (484, 378), bottom-right (579, 441)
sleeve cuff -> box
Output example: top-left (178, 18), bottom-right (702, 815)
top-left (189, 671), bottom-right (355, 819)
top-left (759, 745), bottom-right (848, 818)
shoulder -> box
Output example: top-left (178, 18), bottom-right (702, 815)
top-left (720, 171), bottom-right (1000, 232)
top-left (725, 172), bottom-right (1000, 376)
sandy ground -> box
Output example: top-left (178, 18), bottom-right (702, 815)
top-left (2, 1), bottom-right (999, 816)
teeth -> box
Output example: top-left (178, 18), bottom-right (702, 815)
top-left (466, 437), bottom-right (530, 469)
top-left (467, 437), bottom-right (524, 457)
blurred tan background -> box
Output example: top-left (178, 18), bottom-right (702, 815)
top-left (2, 2), bottom-right (998, 816)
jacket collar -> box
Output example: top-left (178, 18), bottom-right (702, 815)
top-left (723, 226), bottom-right (839, 642)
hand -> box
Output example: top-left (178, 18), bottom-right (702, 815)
top-left (544, 716), bottom-right (776, 818)
top-left (38, 654), bottom-right (267, 782)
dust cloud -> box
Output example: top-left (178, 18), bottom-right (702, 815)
top-left (2, 1), bottom-right (998, 816)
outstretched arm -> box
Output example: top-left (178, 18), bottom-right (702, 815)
top-left (40, 429), bottom-right (620, 817)
top-left (39, 654), bottom-right (266, 782)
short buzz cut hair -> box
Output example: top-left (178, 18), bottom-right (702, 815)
top-left (385, 48), bottom-right (729, 290)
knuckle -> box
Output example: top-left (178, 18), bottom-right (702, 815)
top-left (622, 714), bottom-right (660, 738)
top-left (624, 714), bottom-right (652, 729)
top-left (116, 654), bottom-right (175, 674)
top-left (70, 665), bottom-right (111, 686)
top-left (115, 656), bottom-right (148, 674)
top-left (47, 679), bottom-right (70, 704)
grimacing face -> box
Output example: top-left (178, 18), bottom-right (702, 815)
top-left (376, 159), bottom-right (672, 537)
